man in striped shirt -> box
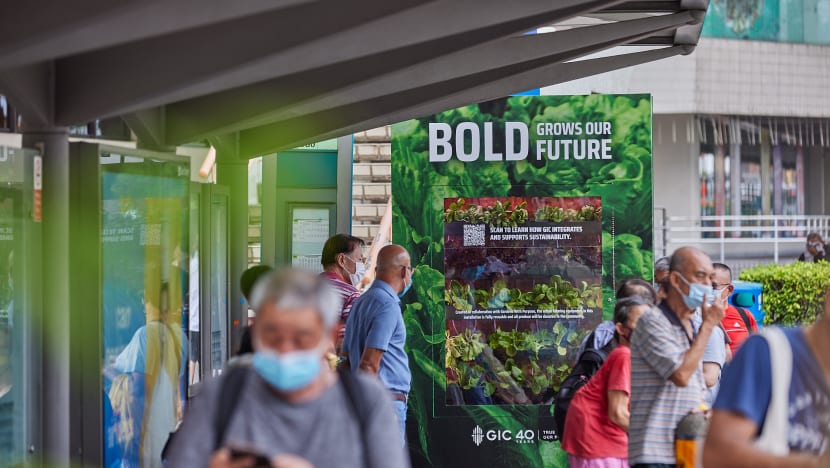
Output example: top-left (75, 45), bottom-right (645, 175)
top-left (320, 234), bottom-right (365, 352)
top-left (629, 247), bottom-right (726, 467)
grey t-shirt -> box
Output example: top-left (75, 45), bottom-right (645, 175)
top-left (166, 368), bottom-right (410, 468)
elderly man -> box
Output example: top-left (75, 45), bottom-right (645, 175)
top-left (342, 244), bottom-right (414, 446)
top-left (165, 269), bottom-right (409, 468)
top-left (703, 289), bottom-right (830, 467)
top-left (628, 247), bottom-right (726, 467)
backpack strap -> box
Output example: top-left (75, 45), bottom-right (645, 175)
top-left (736, 307), bottom-right (755, 333)
top-left (337, 368), bottom-right (372, 465)
top-left (754, 327), bottom-right (792, 455)
top-left (213, 365), bottom-right (249, 450)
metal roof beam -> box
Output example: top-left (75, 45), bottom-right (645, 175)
top-left (0, 0), bottom-right (305, 69)
top-left (0, 63), bottom-right (53, 128)
top-left (236, 45), bottom-right (690, 157)
top-left (164, 10), bottom-right (696, 144)
top-left (56, 0), bottom-right (620, 126)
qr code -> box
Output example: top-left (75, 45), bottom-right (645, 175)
top-left (463, 224), bottom-right (486, 247)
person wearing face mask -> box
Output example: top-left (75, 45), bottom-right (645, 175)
top-left (797, 232), bottom-right (829, 263)
top-left (561, 296), bottom-right (650, 468)
top-left (341, 244), bottom-right (413, 447)
top-left (628, 247), bottom-right (727, 468)
top-left (164, 269), bottom-right (409, 468)
top-left (320, 234), bottom-right (366, 353)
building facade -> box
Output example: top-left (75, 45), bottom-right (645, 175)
top-left (543, 0), bottom-right (830, 262)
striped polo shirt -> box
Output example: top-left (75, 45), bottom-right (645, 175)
top-left (321, 271), bottom-right (361, 339)
top-left (629, 305), bottom-right (707, 465)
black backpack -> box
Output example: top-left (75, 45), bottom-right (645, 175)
top-left (552, 331), bottom-right (615, 440)
top-left (162, 365), bottom-right (372, 461)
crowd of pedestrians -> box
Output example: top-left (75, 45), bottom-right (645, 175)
top-left (563, 246), bottom-right (829, 468)
top-left (163, 234), bottom-right (829, 468)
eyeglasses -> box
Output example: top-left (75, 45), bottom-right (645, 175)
top-left (712, 282), bottom-right (731, 291)
top-left (341, 253), bottom-right (366, 264)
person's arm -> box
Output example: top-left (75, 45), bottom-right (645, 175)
top-left (359, 304), bottom-right (399, 376)
top-left (607, 390), bottom-right (630, 431)
top-left (703, 410), bottom-right (825, 468)
top-left (358, 347), bottom-right (385, 376)
top-left (703, 362), bottom-right (721, 388)
top-left (667, 322), bottom-right (713, 387)
top-left (670, 298), bottom-right (726, 387)
top-left (702, 326), bottom-right (727, 388)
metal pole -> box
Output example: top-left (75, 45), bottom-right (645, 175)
top-left (216, 158), bottom-right (248, 356)
top-left (23, 128), bottom-right (70, 468)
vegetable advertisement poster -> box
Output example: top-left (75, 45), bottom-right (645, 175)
top-left (391, 94), bottom-right (653, 467)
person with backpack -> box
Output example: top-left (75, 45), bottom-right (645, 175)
top-left (556, 278), bottom-right (656, 437)
top-left (703, 287), bottom-right (830, 467)
top-left (164, 268), bottom-right (409, 468)
top-left (712, 263), bottom-right (758, 356)
top-left (560, 296), bottom-right (650, 468)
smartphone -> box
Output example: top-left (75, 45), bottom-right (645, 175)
top-left (229, 446), bottom-right (272, 467)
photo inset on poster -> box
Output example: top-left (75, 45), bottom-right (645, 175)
top-left (444, 196), bottom-right (602, 406)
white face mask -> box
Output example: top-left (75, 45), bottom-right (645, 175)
top-left (350, 261), bottom-right (366, 288)
top-left (343, 255), bottom-right (366, 288)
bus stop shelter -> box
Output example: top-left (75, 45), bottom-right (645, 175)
top-left (0, 0), bottom-right (707, 465)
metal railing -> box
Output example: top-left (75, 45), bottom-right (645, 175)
top-left (654, 213), bottom-right (830, 264)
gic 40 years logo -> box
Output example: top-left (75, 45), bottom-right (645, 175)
top-left (471, 425), bottom-right (538, 446)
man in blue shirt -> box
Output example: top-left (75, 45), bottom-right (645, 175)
top-left (704, 288), bottom-right (830, 467)
top-left (342, 244), bottom-right (413, 446)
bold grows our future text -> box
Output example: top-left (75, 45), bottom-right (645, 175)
top-left (428, 121), bottom-right (613, 163)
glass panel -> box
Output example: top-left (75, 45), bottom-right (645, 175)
top-left (741, 161), bottom-right (763, 216)
top-left (101, 157), bottom-right (189, 467)
top-left (210, 196), bottom-right (228, 376)
top-left (0, 147), bottom-right (27, 465)
top-left (187, 191), bottom-right (201, 387)
top-left (699, 152), bottom-right (715, 216)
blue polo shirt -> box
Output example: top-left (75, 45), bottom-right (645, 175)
top-left (342, 280), bottom-right (410, 394)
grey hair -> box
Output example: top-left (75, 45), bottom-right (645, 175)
top-left (250, 268), bottom-right (343, 330)
top-left (654, 256), bottom-right (671, 272)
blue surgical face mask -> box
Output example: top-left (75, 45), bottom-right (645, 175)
top-left (252, 346), bottom-right (323, 392)
top-left (674, 273), bottom-right (712, 310)
top-left (398, 275), bottom-right (412, 298)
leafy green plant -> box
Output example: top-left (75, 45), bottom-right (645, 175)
top-left (486, 324), bottom-right (585, 395)
top-left (535, 204), bottom-right (602, 222)
top-left (444, 199), bottom-right (528, 227)
top-left (739, 261), bottom-right (830, 325)
top-left (447, 276), bottom-right (602, 312)
top-left (444, 280), bottom-right (474, 311)
top-left (445, 329), bottom-right (488, 391)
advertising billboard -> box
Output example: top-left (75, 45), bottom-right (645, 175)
top-left (391, 94), bottom-right (653, 467)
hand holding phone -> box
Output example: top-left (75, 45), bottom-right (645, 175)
top-left (206, 446), bottom-right (272, 468)
top-left (229, 446), bottom-right (273, 468)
